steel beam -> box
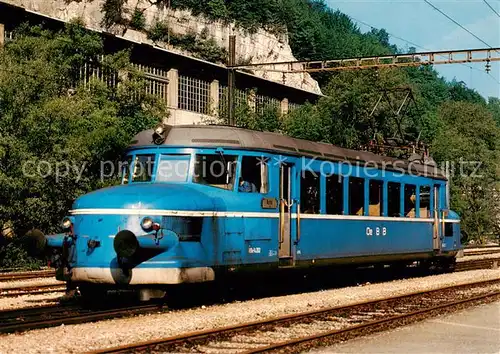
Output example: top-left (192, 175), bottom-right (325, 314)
top-left (232, 47), bottom-right (500, 73)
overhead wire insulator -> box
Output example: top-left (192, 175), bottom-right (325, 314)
top-left (485, 59), bottom-right (491, 73)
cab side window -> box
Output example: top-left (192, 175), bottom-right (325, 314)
top-left (193, 154), bottom-right (237, 190)
top-left (239, 156), bottom-right (269, 193)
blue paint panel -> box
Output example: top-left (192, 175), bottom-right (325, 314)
top-left (296, 219), bottom-right (433, 260)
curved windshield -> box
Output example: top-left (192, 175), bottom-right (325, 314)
top-left (156, 154), bottom-right (191, 182)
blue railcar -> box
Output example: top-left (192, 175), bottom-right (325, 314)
top-left (32, 125), bottom-right (461, 299)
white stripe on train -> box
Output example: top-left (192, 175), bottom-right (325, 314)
top-left (69, 208), bottom-right (460, 223)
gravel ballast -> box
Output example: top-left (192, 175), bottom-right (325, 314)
top-left (0, 269), bottom-right (499, 354)
top-left (457, 254), bottom-right (500, 262)
top-left (0, 278), bottom-right (64, 311)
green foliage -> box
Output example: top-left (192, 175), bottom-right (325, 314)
top-left (487, 97), bottom-right (500, 126)
top-left (0, 23), bottom-right (166, 268)
top-left (100, 0), bottom-right (127, 28)
top-left (130, 9), bottom-right (147, 31)
top-left (207, 0), bottom-right (229, 20)
top-left (431, 102), bottom-right (500, 243)
top-left (0, 237), bottom-right (43, 269)
top-left (148, 21), bottom-right (228, 64)
top-left (148, 20), bottom-right (170, 42)
top-left (233, 104), bottom-right (282, 132)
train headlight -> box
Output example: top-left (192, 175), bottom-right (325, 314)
top-left (141, 217), bottom-right (154, 232)
top-left (61, 217), bottom-right (72, 231)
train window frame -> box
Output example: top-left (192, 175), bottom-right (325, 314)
top-left (131, 154), bottom-right (156, 183)
top-left (387, 182), bottom-right (401, 217)
top-left (368, 180), bottom-right (384, 217)
top-left (121, 155), bottom-right (133, 184)
top-left (238, 155), bottom-right (269, 194)
top-left (193, 153), bottom-right (238, 191)
top-left (404, 184), bottom-right (417, 218)
top-left (419, 185), bottom-right (431, 218)
top-left (300, 170), bottom-right (320, 214)
top-left (326, 173), bottom-right (343, 215)
top-left (348, 177), bottom-right (365, 216)
top-left (156, 154), bottom-right (191, 183)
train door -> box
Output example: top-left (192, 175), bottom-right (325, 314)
top-left (279, 163), bottom-right (294, 264)
top-left (432, 184), bottom-right (442, 252)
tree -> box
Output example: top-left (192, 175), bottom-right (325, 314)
top-left (487, 97), bottom-right (500, 126)
top-left (431, 101), bottom-right (500, 243)
top-left (0, 22), bottom-right (166, 267)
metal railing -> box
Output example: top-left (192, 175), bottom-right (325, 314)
top-left (133, 64), bottom-right (168, 102)
top-left (178, 75), bottom-right (210, 114)
top-left (218, 86), bottom-right (250, 118)
top-left (78, 56), bottom-right (118, 90)
top-left (255, 94), bottom-right (280, 115)
top-left (4, 30), bottom-right (14, 42)
top-left (288, 102), bottom-right (302, 113)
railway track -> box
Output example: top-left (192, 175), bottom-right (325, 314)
top-left (0, 270), bottom-right (55, 282)
top-left (456, 258), bottom-right (499, 272)
top-left (88, 279), bottom-right (500, 354)
top-left (463, 249), bottom-right (500, 257)
top-left (0, 302), bottom-right (166, 334)
top-left (0, 257), bottom-right (496, 299)
top-left (0, 283), bottom-right (66, 297)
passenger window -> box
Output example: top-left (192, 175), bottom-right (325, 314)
top-left (349, 177), bottom-right (364, 216)
top-left (420, 186), bottom-right (431, 218)
top-left (387, 182), bottom-right (401, 217)
top-left (156, 154), bottom-right (190, 182)
top-left (301, 171), bottom-right (320, 214)
top-left (193, 154), bottom-right (237, 190)
top-left (239, 156), bottom-right (269, 193)
top-left (404, 184), bottom-right (417, 217)
top-left (369, 180), bottom-right (383, 216)
top-left (132, 154), bottom-right (155, 182)
top-left (326, 174), bottom-right (343, 215)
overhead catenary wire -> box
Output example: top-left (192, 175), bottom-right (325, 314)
top-left (348, 15), bottom-right (424, 51)
top-left (347, 14), bottom-right (496, 80)
top-left (424, 0), bottom-right (495, 49)
top-left (483, 0), bottom-right (500, 18)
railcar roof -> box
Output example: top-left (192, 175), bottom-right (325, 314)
top-left (130, 125), bottom-right (446, 180)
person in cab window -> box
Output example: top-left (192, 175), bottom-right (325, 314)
top-left (238, 177), bottom-right (257, 193)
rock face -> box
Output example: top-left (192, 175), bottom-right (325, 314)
top-left (2, 0), bottom-right (322, 95)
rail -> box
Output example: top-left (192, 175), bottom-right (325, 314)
top-left (0, 270), bottom-right (55, 282)
top-left (0, 303), bottom-right (165, 334)
top-left (88, 279), bottom-right (500, 354)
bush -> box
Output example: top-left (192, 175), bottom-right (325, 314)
top-left (0, 23), bottom-right (166, 268)
top-left (148, 20), bottom-right (170, 43)
top-left (130, 9), bottom-right (146, 31)
top-left (101, 0), bottom-right (127, 28)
